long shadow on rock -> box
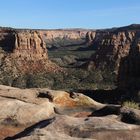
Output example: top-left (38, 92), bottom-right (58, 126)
top-left (89, 105), bottom-right (121, 117)
top-left (75, 88), bottom-right (129, 104)
top-left (4, 118), bottom-right (54, 140)
top-left (0, 31), bottom-right (16, 53)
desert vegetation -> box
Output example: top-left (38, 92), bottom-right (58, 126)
top-left (122, 101), bottom-right (139, 109)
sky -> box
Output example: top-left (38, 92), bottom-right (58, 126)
top-left (0, 0), bottom-right (140, 29)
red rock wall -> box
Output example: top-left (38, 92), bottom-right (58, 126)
top-left (87, 26), bottom-right (140, 88)
top-left (0, 29), bottom-right (48, 60)
top-left (14, 31), bottom-right (48, 60)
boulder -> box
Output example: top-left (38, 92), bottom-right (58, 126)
top-left (120, 107), bottom-right (140, 124)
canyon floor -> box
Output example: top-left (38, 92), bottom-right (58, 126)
top-left (0, 85), bottom-right (139, 140)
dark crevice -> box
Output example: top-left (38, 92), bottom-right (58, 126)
top-left (37, 91), bottom-right (54, 102)
top-left (0, 32), bottom-right (16, 53)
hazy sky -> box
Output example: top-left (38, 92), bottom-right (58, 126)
top-left (0, 0), bottom-right (140, 29)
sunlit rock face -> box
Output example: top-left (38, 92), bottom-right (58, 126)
top-left (0, 29), bottom-right (48, 60)
top-left (85, 25), bottom-right (140, 89)
top-left (14, 31), bottom-right (48, 60)
top-left (0, 28), bottom-right (62, 74)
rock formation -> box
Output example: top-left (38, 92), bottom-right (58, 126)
top-left (0, 28), bottom-right (61, 74)
top-left (0, 28), bottom-right (48, 60)
top-left (14, 31), bottom-right (48, 60)
top-left (85, 24), bottom-right (140, 89)
top-left (40, 29), bottom-right (88, 40)
top-left (0, 85), bottom-right (139, 140)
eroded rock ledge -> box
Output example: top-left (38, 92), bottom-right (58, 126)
top-left (0, 85), bottom-right (139, 140)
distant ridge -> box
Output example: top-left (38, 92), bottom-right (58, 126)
top-left (0, 24), bottom-right (140, 32)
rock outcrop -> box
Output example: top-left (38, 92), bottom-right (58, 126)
top-left (0, 28), bottom-right (48, 60)
top-left (0, 28), bottom-right (62, 74)
top-left (14, 31), bottom-right (48, 60)
top-left (0, 85), bottom-right (139, 140)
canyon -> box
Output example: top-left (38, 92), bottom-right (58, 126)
top-left (0, 24), bottom-right (140, 139)
top-left (0, 25), bottom-right (140, 91)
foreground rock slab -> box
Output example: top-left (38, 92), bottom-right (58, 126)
top-left (6, 115), bottom-right (140, 140)
top-left (0, 85), bottom-right (139, 140)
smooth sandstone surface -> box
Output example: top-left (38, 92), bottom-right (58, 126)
top-left (0, 85), bottom-right (139, 140)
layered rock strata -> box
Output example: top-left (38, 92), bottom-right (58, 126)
top-left (0, 29), bottom-right (48, 59)
top-left (14, 31), bottom-right (48, 60)
top-left (0, 28), bottom-right (61, 74)
top-left (85, 24), bottom-right (140, 88)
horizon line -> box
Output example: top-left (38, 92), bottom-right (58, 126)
top-left (0, 23), bottom-right (139, 31)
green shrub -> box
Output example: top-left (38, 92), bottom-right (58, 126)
top-left (122, 101), bottom-right (139, 109)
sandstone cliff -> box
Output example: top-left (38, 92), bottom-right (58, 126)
top-left (39, 29), bottom-right (89, 48)
top-left (85, 24), bottom-right (140, 89)
top-left (0, 29), bottom-right (48, 60)
top-left (0, 28), bottom-right (62, 75)
top-left (14, 31), bottom-right (48, 60)
top-left (40, 29), bottom-right (88, 40)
